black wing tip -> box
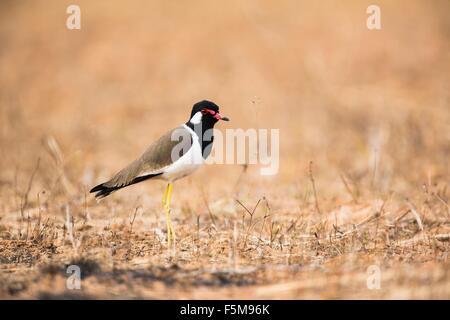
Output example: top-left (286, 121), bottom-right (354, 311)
top-left (89, 172), bottom-right (163, 199)
top-left (90, 183), bottom-right (116, 199)
top-left (90, 183), bottom-right (105, 193)
top-left (94, 190), bottom-right (113, 199)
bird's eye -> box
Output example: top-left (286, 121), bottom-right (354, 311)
top-left (201, 108), bottom-right (215, 115)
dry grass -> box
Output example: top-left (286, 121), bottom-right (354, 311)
top-left (0, 0), bottom-right (449, 299)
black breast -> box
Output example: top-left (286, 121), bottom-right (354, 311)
top-left (186, 119), bottom-right (216, 160)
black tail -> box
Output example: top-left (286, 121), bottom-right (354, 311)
top-left (90, 183), bottom-right (120, 200)
top-left (90, 172), bottom-right (163, 200)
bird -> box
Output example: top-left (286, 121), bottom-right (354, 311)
top-left (90, 100), bottom-right (229, 248)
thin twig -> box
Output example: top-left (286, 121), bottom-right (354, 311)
top-left (201, 188), bottom-right (217, 226)
top-left (405, 199), bottom-right (424, 232)
top-left (129, 206), bottom-right (141, 234)
top-left (339, 173), bottom-right (358, 203)
top-left (233, 164), bottom-right (248, 197)
top-left (258, 197), bottom-right (271, 242)
top-left (396, 233), bottom-right (450, 246)
top-left (434, 193), bottom-right (450, 219)
top-left (309, 161), bottom-right (321, 215)
top-left (20, 158), bottom-right (40, 219)
top-left (236, 198), bottom-right (261, 248)
top-left (394, 208), bottom-right (410, 223)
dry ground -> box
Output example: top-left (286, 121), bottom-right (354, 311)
top-left (0, 1), bottom-right (449, 299)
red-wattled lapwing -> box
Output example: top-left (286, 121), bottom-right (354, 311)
top-left (90, 100), bottom-right (229, 247)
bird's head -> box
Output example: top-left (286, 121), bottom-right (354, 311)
top-left (189, 100), bottom-right (229, 125)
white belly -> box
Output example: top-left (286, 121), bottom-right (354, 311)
top-left (161, 127), bottom-right (204, 182)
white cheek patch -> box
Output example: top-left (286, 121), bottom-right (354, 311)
top-left (190, 111), bottom-right (203, 124)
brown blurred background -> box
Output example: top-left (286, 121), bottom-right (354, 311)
top-left (0, 0), bottom-right (449, 214)
top-left (0, 0), bottom-right (449, 300)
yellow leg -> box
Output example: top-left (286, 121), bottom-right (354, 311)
top-left (162, 183), bottom-right (176, 248)
top-left (162, 183), bottom-right (169, 206)
top-left (162, 183), bottom-right (172, 247)
top-left (165, 183), bottom-right (176, 244)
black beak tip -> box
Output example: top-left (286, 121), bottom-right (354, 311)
top-left (221, 116), bottom-right (230, 121)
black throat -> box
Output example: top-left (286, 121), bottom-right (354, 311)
top-left (185, 117), bottom-right (217, 159)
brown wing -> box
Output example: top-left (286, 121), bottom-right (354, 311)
top-left (102, 126), bottom-right (193, 189)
